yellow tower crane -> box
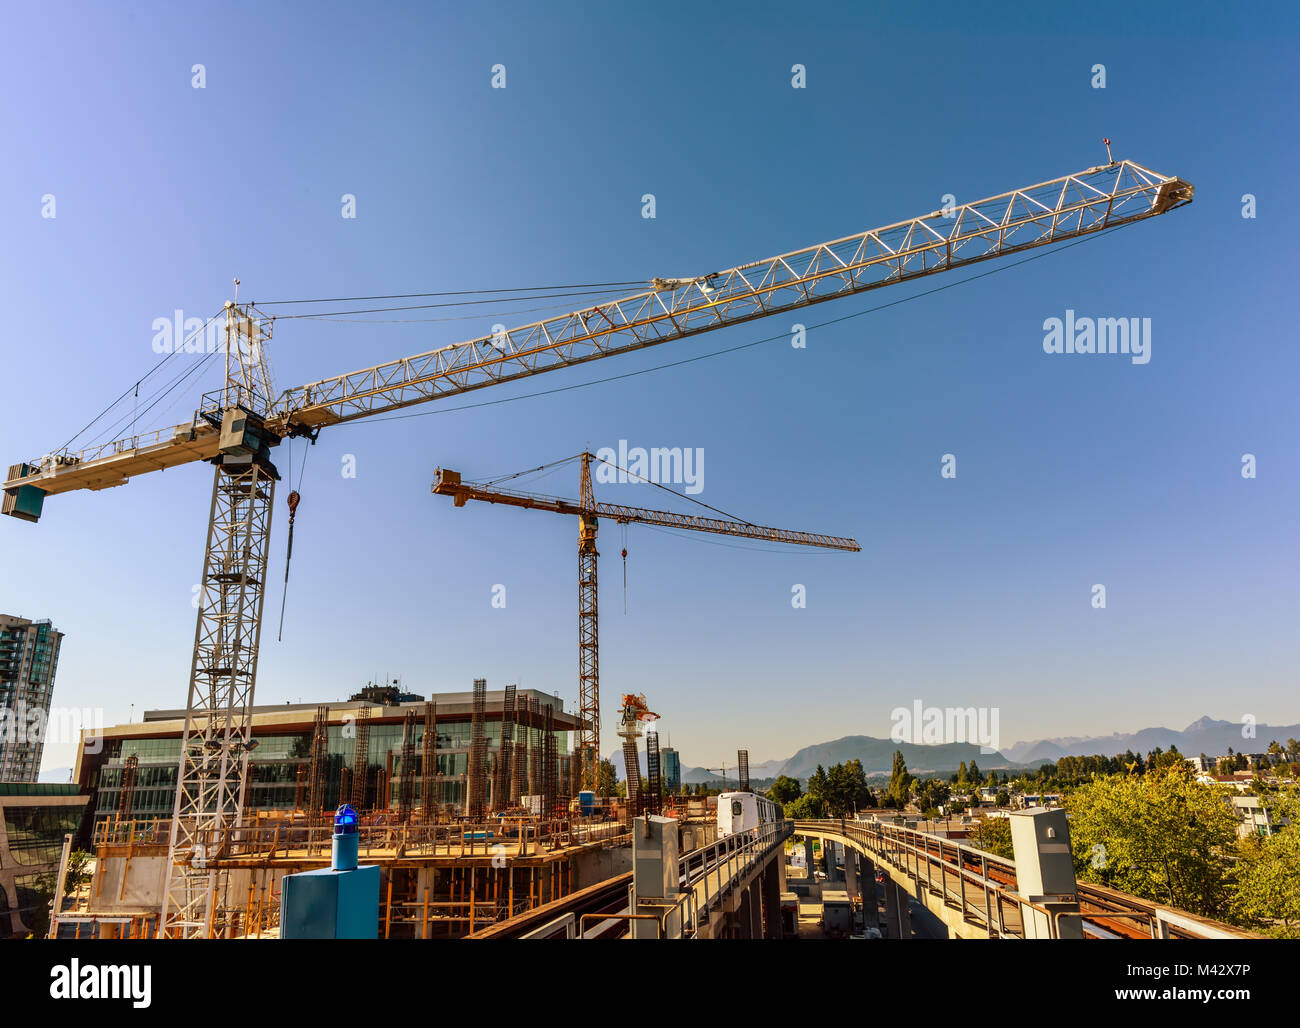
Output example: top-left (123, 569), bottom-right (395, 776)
top-left (1, 156), bottom-right (1192, 938)
top-left (433, 451), bottom-right (861, 792)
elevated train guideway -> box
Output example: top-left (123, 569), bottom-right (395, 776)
top-left (795, 817), bottom-right (1258, 940)
top-left (469, 815), bottom-right (793, 939)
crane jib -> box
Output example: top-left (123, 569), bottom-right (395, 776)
top-left (4, 159), bottom-right (1191, 515)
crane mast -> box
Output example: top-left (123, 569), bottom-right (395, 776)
top-left (433, 452), bottom-right (861, 789)
top-left (0, 155), bottom-right (1192, 938)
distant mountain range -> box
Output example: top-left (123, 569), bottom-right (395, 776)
top-left (998, 717), bottom-right (1300, 765)
top-left (610, 715), bottom-right (1300, 786)
top-left (776, 736), bottom-right (1015, 778)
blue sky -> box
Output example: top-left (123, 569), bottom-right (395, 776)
top-left (2, 1), bottom-right (1298, 775)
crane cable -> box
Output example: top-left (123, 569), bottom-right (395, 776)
top-left (348, 217), bottom-right (1151, 428)
top-left (255, 280), bottom-right (644, 305)
top-left (265, 287), bottom-right (639, 320)
top-left (277, 439), bottom-right (312, 641)
top-left (57, 308), bottom-right (224, 454)
top-left (590, 453), bottom-right (755, 526)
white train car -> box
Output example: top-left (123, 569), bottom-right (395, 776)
top-left (716, 791), bottom-right (783, 838)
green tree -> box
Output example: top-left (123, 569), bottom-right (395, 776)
top-left (596, 758), bottom-right (618, 797)
top-left (913, 777), bottom-right (950, 813)
top-left (807, 764), bottom-right (829, 801)
top-left (968, 816), bottom-right (1014, 859)
top-left (785, 793), bottom-right (826, 820)
top-left (1067, 769), bottom-right (1239, 918)
top-left (1231, 829), bottom-right (1300, 937)
top-left (769, 775), bottom-right (802, 805)
top-left (28, 850), bottom-right (92, 939)
top-left (819, 759), bottom-right (874, 816)
top-left (888, 751), bottom-right (913, 808)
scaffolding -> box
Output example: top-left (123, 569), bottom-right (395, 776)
top-left (527, 697), bottom-right (541, 798)
top-left (646, 732), bottom-right (662, 816)
top-left (116, 754), bottom-right (138, 820)
top-left (351, 705), bottom-right (372, 811)
top-left (398, 709), bottom-right (417, 823)
top-left (307, 706), bottom-right (329, 818)
top-left (466, 679), bottom-right (487, 819)
top-left (498, 684), bottom-right (517, 809)
top-left (623, 738), bottom-right (641, 819)
top-left (542, 703), bottom-right (557, 816)
top-left (421, 701), bottom-right (437, 821)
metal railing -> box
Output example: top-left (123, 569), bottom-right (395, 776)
top-left (794, 819), bottom-right (1254, 940)
top-left (657, 819), bottom-right (792, 938)
top-left (94, 814), bottom-right (630, 861)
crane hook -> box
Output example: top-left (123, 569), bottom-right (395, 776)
top-left (278, 490), bottom-right (302, 641)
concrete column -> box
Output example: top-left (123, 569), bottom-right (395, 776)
top-left (883, 878), bottom-right (911, 939)
top-left (747, 879), bottom-right (763, 938)
top-left (632, 815), bottom-right (680, 939)
top-left (803, 838), bottom-right (814, 878)
top-left (763, 864), bottom-right (782, 939)
top-left (859, 856), bottom-right (877, 929)
top-left (844, 846), bottom-right (859, 901)
top-left (1009, 808), bottom-right (1083, 939)
top-left (729, 889), bottom-right (750, 939)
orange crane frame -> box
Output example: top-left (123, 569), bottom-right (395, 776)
top-left (433, 451), bottom-right (860, 790)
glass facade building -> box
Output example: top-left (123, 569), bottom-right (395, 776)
top-left (0, 616), bottom-right (64, 783)
top-left (83, 689), bottom-right (578, 822)
top-left (661, 747), bottom-right (681, 794)
top-left (0, 783), bottom-right (88, 937)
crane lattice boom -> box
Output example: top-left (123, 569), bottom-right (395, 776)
top-left (5, 159), bottom-right (1191, 512)
top-left (2, 152), bottom-right (1191, 938)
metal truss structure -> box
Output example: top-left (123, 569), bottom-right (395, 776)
top-left (420, 701), bottom-right (437, 820)
top-left (398, 708), bottom-right (417, 823)
top-left (160, 454), bottom-right (277, 936)
top-left (435, 454), bottom-right (859, 790)
top-left (646, 733), bottom-right (663, 816)
top-left (350, 705), bottom-right (372, 811)
top-left (623, 738), bottom-right (642, 819)
top-left (3, 157), bottom-right (1192, 938)
top-left (307, 706), bottom-right (329, 817)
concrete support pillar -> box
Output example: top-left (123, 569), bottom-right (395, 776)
top-left (632, 815), bottom-right (680, 939)
top-left (883, 878), bottom-right (911, 939)
top-left (1009, 808), bottom-right (1083, 939)
top-left (803, 838), bottom-right (814, 878)
top-left (763, 864), bottom-right (781, 939)
top-left (844, 847), bottom-right (859, 899)
top-left (729, 890), bottom-right (750, 939)
top-left (859, 856), bottom-right (877, 928)
top-left (747, 879), bottom-right (763, 938)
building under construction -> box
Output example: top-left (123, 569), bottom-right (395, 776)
top-left (59, 681), bottom-right (629, 938)
top-left (82, 683), bottom-right (580, 821)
